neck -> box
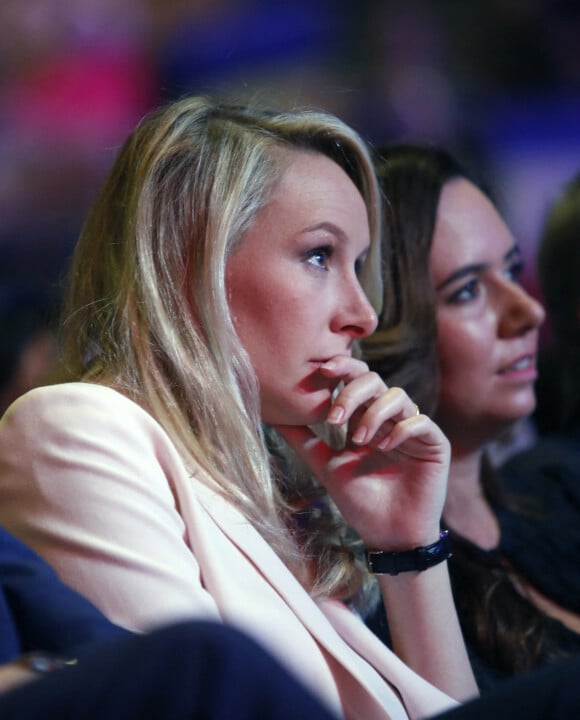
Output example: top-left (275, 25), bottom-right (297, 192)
top-left (443, 445), bottom-right (500, 550)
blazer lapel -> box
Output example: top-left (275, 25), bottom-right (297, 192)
top-left (194, 483), bottom-right (435, 720)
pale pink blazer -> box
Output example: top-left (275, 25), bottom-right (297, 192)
top-left (0, 384), bottom-right (458, 720)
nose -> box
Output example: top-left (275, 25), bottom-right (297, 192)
top-left (498, 281), bottom-right (546, 338)
top-left (331, 280), bottom-right (378, 339)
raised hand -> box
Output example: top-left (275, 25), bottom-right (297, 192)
top-left (274, 356), bottom-right (450, 551)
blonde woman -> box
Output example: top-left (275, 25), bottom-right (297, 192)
top-left (0, 97), bottom-right (476, 719)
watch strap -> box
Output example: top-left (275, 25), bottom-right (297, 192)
top-left (366, 530), bottom-right (452, 575)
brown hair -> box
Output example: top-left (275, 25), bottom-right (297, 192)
top-left (362, 143), bottom-right (564, 677)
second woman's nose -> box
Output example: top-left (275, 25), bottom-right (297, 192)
top-left (499, 281), bottom-right (546, 338)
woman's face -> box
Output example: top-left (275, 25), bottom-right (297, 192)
top-left (431, 178), bottom-right (545, 448)
top-left (226, 151), bottom-right (377, 426)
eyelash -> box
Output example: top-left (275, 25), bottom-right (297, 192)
top-left (306, 246), bottom-right (332, 270)
top-left (305, 245), bottom-right (366, 276)
top-left (448, 278), bottom-right (479, 304)
top-left (447, 260), bottom-right (525, 304)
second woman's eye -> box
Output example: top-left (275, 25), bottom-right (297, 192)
top-left (306, 246), bottom-right (332, 270)
top-left (448, 277), bottom-right (480, 304)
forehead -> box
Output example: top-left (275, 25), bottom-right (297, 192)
top-left (430, 178), bottom-right (515, 279)
top-left (244, 151), bottom-right (370, 247)
top-left (273, 151), bottom-right (365, 213)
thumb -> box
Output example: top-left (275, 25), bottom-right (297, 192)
top-left (272, 425), bottom-right (333, 477)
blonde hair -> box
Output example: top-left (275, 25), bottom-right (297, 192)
top-left (58, 95), bottom-right (382, 599)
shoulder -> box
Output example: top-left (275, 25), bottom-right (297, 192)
top-left (0, 383), bottom-right (175, 454)
top-left (499, 433), bottom-right (580, 530)
top-left (0, 382), bottom-right (189, 508)
top-left (498, 434), bottom-right (580, 612)
top-left (501, 432), bottom-right (580, 500)
top-left (2, 382), bottom-right (153, 426)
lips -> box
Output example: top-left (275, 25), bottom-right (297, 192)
top-left (309, 353), bottom-right (352, 367)
top-left (498, 354), bottom-right (535, 374)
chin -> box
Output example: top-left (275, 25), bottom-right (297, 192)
top-left (492, 387), bottom-right (536, 420)
top-left (308, 395), bottom-right (336, 424)
top-left (511, 394), bottom-right (537, 419)
top-left (297, 406), bottom-right (332, 428)
top-left (486, 409), bottom-right (534, 443)
top-left (263, 400), bottom-right (332, 427)
top-left (262, 382), bottom-right (337, 425)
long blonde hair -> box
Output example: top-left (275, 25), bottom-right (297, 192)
top-left (57, 95), bottom-right (382, 598)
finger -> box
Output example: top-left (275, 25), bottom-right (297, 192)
top-left (319, 356), bottom-right (371, 383)
top-left (351, 386), bottom-right (419, 446)
top-left (376, 414), bottom-right (450, 461)
top-left (327, 371), bottom-right (387, 426)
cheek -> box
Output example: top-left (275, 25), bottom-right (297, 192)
top-left (436, 318), bottom-right (490, 391)
top-left (228, 273), bottom-right (279, 343)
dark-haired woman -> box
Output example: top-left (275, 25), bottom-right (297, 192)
top-left (363, 144), bottom-right (580, 691)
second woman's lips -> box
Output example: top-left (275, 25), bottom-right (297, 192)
top-left (498, 354), bottom-right (535, 374)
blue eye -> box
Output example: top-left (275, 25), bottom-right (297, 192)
top-left (306, 246), bottom-right (332, 270)
top-left (448, 278), bottom-right (480, 303)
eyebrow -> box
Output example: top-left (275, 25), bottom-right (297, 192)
top-left (302, 221), bottom-right (346, 239)
top-left (436, 244), bottom-right (521, 291)
top-left (302, 221), bottom-right (371, 257)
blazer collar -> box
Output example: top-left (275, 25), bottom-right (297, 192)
top-left (195, 483), bottom-right (421, 720)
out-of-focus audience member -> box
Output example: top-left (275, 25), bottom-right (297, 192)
top-left (0, 524), bottom-right (127, 689)
top-left (499, 172), bottom-right (580, 659)
top-left (362, 144), bottom-right (580, 692)
top-left (0, 286), bottom-right (58, 416)
top-left (529, 172), bottom-right (580, 435)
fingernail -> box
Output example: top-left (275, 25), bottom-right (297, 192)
top-left (378, 436), bottom-right (391, 450)
top-left (327, 405), bottom-right (344, 424)
top-left (321, 360), bottom-right (336, 371)
top-left (351, 427), bottom-right (367, 444)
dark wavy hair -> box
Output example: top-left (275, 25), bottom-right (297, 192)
top-left (361, 144), bottom-right (476, 415)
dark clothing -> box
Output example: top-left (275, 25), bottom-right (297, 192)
top-left (2, 525), bottom-right (580, 718)
top-left (499, 428), bottom-right (580, 612)
top-left (435, 654), bottom-right (580, 720)
top-left (0, 620), bottom-right (339, 720)
top-left (3, 616), bottom-right (579, 720)
top-left (0, 527), bottom-right (128, 663)
top-left (447, 533), bottom-right (580, 693)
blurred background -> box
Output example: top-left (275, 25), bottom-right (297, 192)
top-left (1, 0), bottom-right (579, 375)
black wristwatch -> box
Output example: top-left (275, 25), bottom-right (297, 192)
top-left (366, 530), bottom-right (452, 575)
